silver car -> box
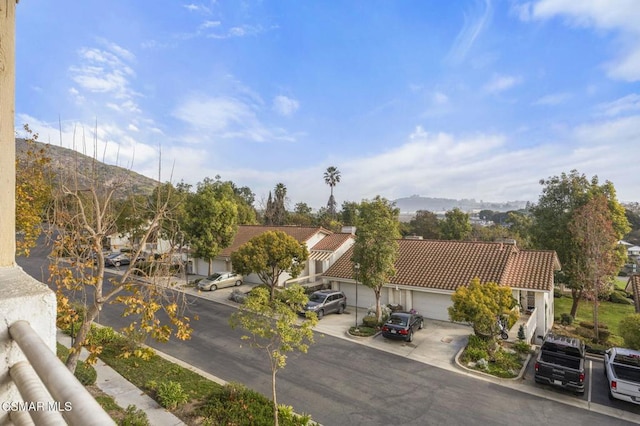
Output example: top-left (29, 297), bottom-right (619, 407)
top-left (197, 272), bottom-right (243, 291)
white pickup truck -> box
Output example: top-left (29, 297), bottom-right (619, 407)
top-left (604, 347), bottom-right (640, 404)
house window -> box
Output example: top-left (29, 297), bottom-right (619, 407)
top-left (527, 293), bottom-right (535, 310)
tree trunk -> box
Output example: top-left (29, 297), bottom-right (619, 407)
top-left (208, 259), bottom-right (212, 276)
top-left (375, 288), bottom-right (382, 322)
top-left (272, 368), bottom-right (278, 426)
top-left (593, 280), bottom-right (599, 343)
top-left (65, 303), bottom-right (100, 373)
top-left (569, 287), bottom-right (583, 318)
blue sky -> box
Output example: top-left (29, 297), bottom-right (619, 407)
top-left (14, 1), bottom-right (640, 210)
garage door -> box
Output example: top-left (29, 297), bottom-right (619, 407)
top-left (338, 282), bottom-right (382, 310)
top-left (412, 291), bottom-right (452, 322)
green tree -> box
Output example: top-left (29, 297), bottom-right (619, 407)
top-left (288, 202), bottom-right (314, 226)
top-left (182, 178), bottom-right (239, 275)
top-left (16, 125), bottom-right (52, 256)
top-left (231, 230), bottom-right (309, 301)
top-left (440, 208), bottom-right (472, 240)
top-left (530, 170), bottom-right (630, 317)
top-left (229, 284), bottom-right (317, 426)
top-left (504, 211), bottom-right (534, 248)
top-left (569, 194), bottom-right (619, 342)
top-left (340, 201), bottom-right (359, 226)
top-left (264, 183), bottom-right (288, 225)
top-left (324, 166), bottom-right (341, 217)
top-left (448, 278), bottom-right (517, 338)
top-left (407, 210), bottom-right (441, 239)
top-left (351, 196), bottom-right (400, 322)
top-left (620, 314), bottom-right (640, 350)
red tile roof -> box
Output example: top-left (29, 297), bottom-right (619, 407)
top-left (218, 225), bottom-right (330, 257)
top-left (323, 239), bottom-right (560, 292)
top-left (311, 233), bottom-right (354, 251)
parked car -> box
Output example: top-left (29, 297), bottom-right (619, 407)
top-left (534, 333), bottom-right (586, 395)
top-left (104, 252), bottom-right (144, 267)
top-left (604, 347), bottom-right (640, 404)
top-left (381, 312), bottom-right (424, 342)
top-left (104, 252), bottom-right (131, 267)
top-left (301, 290), bottom-right (347, 319)
top-left (197, 272), bottom-right (243, 291)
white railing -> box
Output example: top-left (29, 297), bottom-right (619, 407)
top-left (8, 320), bottom-right (114, 425)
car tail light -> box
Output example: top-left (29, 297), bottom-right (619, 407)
top-left (579, 373), bottom-right (585, 383)
top-left (381, 326), bottom-right (388, 332)
top-left (398, 329), bottom-right (408, 335)
top-left (611, 380), bottom-right (617, 391)
top-left (534, 362), bottom-right (539, 372)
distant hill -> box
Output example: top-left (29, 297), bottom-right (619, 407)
top-left (16, 138), bottom-right (158, 195)
top-left (393, 195), bottom-right (529, 214)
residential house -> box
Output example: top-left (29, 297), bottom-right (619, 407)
top-left (191, 225), bottom-right (355, 285)
top-left (323, 239), bottom-right (561, 344)
top-left (625, 274), bottom-right (640, 313)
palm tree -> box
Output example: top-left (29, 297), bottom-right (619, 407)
top-left (323, 166), bottom-right (341, 216)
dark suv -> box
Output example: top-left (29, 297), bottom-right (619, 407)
top-left (302, 290), bottom-right (347, 319)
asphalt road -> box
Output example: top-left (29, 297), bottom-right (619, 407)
top-left (16, 244), bottom-right (639, 426)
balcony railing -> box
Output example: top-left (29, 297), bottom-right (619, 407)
top-left (7, 320), bottom-right (114, 425)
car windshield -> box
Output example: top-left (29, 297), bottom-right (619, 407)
top-left (309, 293), bottom-right (327, 303)
top-left (205, 273), bottom-right (221, 280)
top-left (106, 253), bottom-right (121, 259)
top-left (388, 316), bottom-right (407, 326)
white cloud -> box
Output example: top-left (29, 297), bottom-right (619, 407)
top-left (173, 95), bottom-right (296, 142)
top-left (272, 95), bottom-right (300, 117)
top-left (596, 93), bottom-right (640, 116)
top-left (432, 92), bottom-right (449, 105)
top-left (447, 0), bottom-right (493, 64)
top-left (483, 74), bottom-right (522, 93)
top-left (533, 92), bottom-right (571, 105)
top-left (526, 0), bottom-right (640, 81)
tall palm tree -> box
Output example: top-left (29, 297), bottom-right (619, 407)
top-left (324, 166), bottom-right (341, 216)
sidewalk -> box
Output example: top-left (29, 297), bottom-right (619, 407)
top-left (57, 331), bottom-right (185, 426)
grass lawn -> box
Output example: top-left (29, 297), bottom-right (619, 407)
top-left (554, 295), bottom-right (635, 346)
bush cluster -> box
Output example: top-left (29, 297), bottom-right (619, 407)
top-left (620, 314), bottom-right (640, 350)
top-left (147, 380), bottom-right (188, 410)
top-left (120, 405), bottom-right (150, 426)
top-left (197, 382), bottom-right (313, 426)
top-left (609, 290), bottom-right (633, 305)
top-left (560, 313), bottom-right (573, 326)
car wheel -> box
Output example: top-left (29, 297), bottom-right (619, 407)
top-left (418, 320), bottom-right (424, 330)
top-left (337, 304), bottom-right (344, 314)
top-left (407, 331), bottom-right (413, 342)
top-left (210, 284), bottom-right (218, 291)
top-left (317, 310), bottom-right (324, 320)
top-left (235, 280), bottom-right (242, 286)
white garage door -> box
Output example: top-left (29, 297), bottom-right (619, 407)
top-left (412, 291), bottom-right (452, 322)
top-left (338, 282), bottom-right (381, 310)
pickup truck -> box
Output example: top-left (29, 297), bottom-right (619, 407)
top-left (604, 347), bottom-right (640, 404)
top-left (534, 333), bottom-right (586, 394)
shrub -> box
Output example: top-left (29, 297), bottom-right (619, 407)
top-left (120, 405), bottom-right (150, 426)
top-left (87, 325), bottom-right (121, 346)
top-left (512, 340), bottom-right (531, 355)
top-left (575, 326), bottom-right (594, 341)
top-left (620, 314), bottom-right (640, 350)
top-left (464, 347), bottom-right (489, 362)
top-left (366, 304), bottom-right (392, 323)
top-left (74, 360), bottom-right (97, 385)
top-left (155, 381), bottom-right (188, 410)
top-left (553, 288), bottom-right (563, 298)
top-left (198, 382), bottom-right (314, 426)
top-left (578, 321), bottom-right (608, 330)
top-left (517, 324), bottom-right (526, 341)
top-left (560, 313), bottom-right (573, 326)
top-left (467, 334), bottom-right (489, 350)
top-left (492, 349), bottom-right (521, 371)
top-left (361, 315), bottom-right (379, 327)
top-left (609, 290), bottom-right (633, 305)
